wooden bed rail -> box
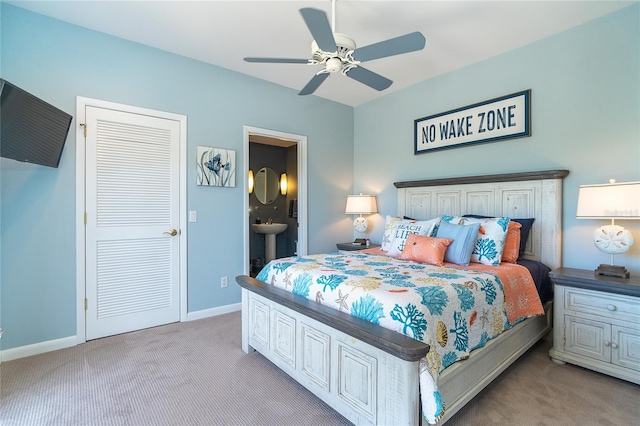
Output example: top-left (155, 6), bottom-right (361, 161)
top-left (236, 275), bottom-right (430, 362)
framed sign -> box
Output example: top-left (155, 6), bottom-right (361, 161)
top-left (415, 90), bottom-right (531, 154)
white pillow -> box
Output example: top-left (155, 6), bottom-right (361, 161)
top-left (386, 217), bottom-right (440, 256)
top-left (381, 215), bottom-right (404, 251)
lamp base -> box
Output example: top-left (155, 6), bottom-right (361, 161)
top-left (595, 264), bottom-right (630, 279)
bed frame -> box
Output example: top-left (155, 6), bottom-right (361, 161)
top-left (237, 169), bottom-right (568, 425)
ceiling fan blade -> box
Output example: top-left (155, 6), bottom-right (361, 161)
top-left (299, 73), bottom-right (330, 96)
top-left (354, 32), bottom-right (426, 62)
top-left (244, 57), bottom-right (310, 64)
top-left (300, 8), bottom-right (337, 52)
top-left (346, 66), bottom-right (392, 91)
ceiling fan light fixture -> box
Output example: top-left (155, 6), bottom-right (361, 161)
top-left (326, 57), bottom-right (342, 73)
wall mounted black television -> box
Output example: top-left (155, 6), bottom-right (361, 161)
top-left (1, 79), bottom-right (73, 168)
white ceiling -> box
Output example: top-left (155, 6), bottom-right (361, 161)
top-left (7, 0), bottom-right (634, 107)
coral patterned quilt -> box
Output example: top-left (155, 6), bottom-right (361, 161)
top-left (256, 250), bottom-right (543, 423)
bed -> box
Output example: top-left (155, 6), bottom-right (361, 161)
top-left (236, 169), bottom-right (568, 425)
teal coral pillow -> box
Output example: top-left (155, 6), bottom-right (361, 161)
top-left (442, 215), bottom-right (510, 266)
top-left (463, 215), bottom-right (535, 257)
top-left (435, 221), bottom-right (480, 266)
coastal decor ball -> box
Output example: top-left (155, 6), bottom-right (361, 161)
top-left (593, 225), bottom-right (634, 255)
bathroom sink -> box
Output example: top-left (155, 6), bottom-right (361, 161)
top-left (252, 223), bottom-right (288, 263)
top-left (252, 223), bottom-right (288, 235)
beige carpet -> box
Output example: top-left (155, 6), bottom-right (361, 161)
top-left (1, 311), bottom-right (638, 425)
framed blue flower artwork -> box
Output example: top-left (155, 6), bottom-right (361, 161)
top-left (196, 146), bottom-right (236, 187)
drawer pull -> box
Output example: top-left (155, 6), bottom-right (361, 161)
top-left (604, 341), bottom-right (611, 347)
top-left (607, 304), bottom-right (617, 311)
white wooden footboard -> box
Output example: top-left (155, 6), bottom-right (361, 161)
top-left (238, 278), bottom-right (551, 426)
top-left (238, 278), bottom-right (429, 426)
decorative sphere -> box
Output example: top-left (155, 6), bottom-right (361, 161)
top-left (593, 225), bottom-right (633, 254)
top-left (354, 216), bottom-right (368, 233)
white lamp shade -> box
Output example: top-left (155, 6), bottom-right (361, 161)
top-left (345, 195), bottom-right (378, 215)
top-left (576, 181), bottom-right (640, 219)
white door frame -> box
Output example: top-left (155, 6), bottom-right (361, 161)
top-left (75, 97), bottom-right (187, 344)
top-left (243, 126), bottom-right (307, 275)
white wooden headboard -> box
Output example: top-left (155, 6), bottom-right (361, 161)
top-left (395, 170), bottom-right (569, 270)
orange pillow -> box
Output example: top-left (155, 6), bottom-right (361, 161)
top-left (501, 221), bottom-right (522, 263)
top-left (398, 233), bottom-right (453, 266)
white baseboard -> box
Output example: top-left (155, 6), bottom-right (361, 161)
top-left (186, 303), bottom-right (241, 321)
top-left (1, 303), bottom-right (242, 362)
top-left (1, 335), bottom-right (77, 362)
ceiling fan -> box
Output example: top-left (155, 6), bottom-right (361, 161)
top-left (244, 0), bottom-right (426, 96)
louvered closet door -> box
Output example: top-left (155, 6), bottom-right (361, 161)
top-left (85, 106), bottom-right (180, 340)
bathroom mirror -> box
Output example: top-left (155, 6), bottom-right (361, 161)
top-left (254, 167), bottom-right (279, 204)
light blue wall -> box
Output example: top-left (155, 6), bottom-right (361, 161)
top-left (2, 3), bottom-right (638, 353)
top-left (0, 4), bottom-right (354, 350)
top-left (354, 4), bottom-right (640, 274)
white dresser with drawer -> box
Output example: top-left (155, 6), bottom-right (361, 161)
top-left (549, 268), bottom-right (640, 384)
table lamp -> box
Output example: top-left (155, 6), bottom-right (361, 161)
top-left (576, 179), bottom-right (640, 278)
top-left (345, 194), bottom-right (377, 233)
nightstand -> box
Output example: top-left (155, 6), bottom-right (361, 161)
top-left (548, 267), bottom-right (640, 384)
top-left (336, 242), bottom-right (380, 251)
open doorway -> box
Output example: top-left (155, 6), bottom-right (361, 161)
top-left (243, 127), bottom-right (307, 277)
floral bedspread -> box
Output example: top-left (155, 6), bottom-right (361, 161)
top-left (255, 251), bottom-right (543, 423)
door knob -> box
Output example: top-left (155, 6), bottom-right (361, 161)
top-left (163, 229), bottom-right (178, 236)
